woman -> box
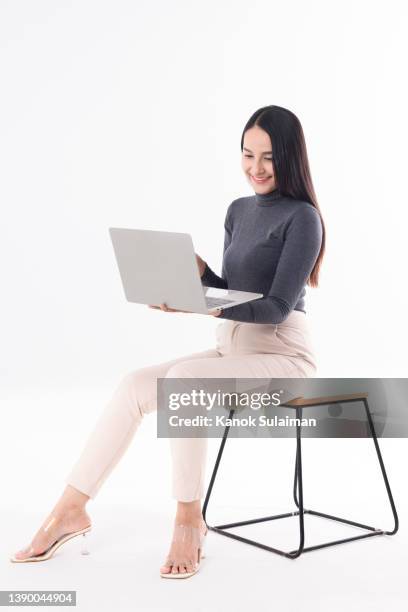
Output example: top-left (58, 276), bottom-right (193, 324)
top-left (10, 105), bottom-right (325, 578)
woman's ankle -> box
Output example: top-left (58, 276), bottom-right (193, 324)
top-left (58, 486), bottom-right (90, 511)
top-left (175, 500), bottom-right (204, 525)
top-left (51, 486), bottom-right (90, 517)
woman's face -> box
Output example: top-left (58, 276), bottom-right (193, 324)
top-left (241, 125), bottom-right (277, 194)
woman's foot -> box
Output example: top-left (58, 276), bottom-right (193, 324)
top-left (160, 509), bottom-right (207, 576)
top-left (13, 506), bottom-right (91, 561)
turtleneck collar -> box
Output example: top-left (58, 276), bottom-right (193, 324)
top-left (254, 188), bottom-right (283, 206)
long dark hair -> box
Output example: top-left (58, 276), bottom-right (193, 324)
top-left (241, 105), bottom-right (325, 288)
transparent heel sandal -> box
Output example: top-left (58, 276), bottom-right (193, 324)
top-left (160, 523), bottom-right (208, 579)
top-left (10, 515), bottom-right (92, 563)
top-left (80, 530), bottom-right (91, 556)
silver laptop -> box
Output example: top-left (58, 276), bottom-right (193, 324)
top-left (109, 228), bottom-right (263, 314)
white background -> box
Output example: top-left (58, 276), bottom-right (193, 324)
top-left (1, 1), bottom-right (407, 611)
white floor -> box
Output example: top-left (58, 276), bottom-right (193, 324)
top-left (1, 389), bottom-right (407, 611)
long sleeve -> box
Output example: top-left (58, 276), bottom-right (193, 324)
top-left (200, 207), bottom-right (232, 289)
top-left (218, 205), bottom-right (323, 324)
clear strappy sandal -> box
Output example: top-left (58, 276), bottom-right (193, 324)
top-left (10, 515), bottom-right (92, 563)
top-left (160, 523), bottom-right (208, 579)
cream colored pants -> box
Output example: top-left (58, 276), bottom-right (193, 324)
top-left (65, 311), bottom-right (317, 502)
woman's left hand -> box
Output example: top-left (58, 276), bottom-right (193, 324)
top-left (148, 303), bottom-right (191, 314)
top-left (210, 308), bottom-right (223, 317)
top-left (148, 303), bottom-right (222, 317)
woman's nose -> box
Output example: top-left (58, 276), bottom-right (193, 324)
top-left (251, 159), bottom-right (265, 174)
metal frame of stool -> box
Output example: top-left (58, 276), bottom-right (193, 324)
top-left (202, 393), bottom-right (399, 559)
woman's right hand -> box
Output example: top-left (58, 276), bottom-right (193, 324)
top-left (195, 253), bottom-right (206, 278)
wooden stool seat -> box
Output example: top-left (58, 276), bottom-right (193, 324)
top-left (284, 392), bottom-right (368, 408)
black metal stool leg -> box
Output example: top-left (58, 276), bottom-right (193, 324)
top-left (362, 398), bottom-right (399, 534)
top-left (202, 408), bottom-right (235, 524)
top-left (287, 406), bottom-right (305, 558)
top-left (293, 445), bottom-right (300, 509)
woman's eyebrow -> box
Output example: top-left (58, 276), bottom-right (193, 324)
top-left (243, 147), bottom-right (273, 154)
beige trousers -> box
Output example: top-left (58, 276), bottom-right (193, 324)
top-left (65, 311), bottom-right (317, 502)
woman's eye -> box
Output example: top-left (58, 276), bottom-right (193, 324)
top-left (244, 154), bottom-right (272, 161)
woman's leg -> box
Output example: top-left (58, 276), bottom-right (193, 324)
top-left (65, 347), bottom-right (220, 499)
top-left (160, 350), bottom-right (309, 575)
top-left (13, 347), bottom-right (220, 561)
top-left (167, 351), bottom-right (307, 498)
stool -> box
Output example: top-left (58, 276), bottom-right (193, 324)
top-left (202, 393), bottom-right (399, 559)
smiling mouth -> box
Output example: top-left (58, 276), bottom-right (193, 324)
top-left (251, 175), bottom-right (271, 183)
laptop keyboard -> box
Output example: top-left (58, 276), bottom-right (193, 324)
top-left (205, 297), bottom-right (233, 308)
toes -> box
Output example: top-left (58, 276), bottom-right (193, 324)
top-left (161, 560), bottom-right (190, 575)
top-left (160, 560), bottom-right (197, 576)
top-left (160, 559), bottom-right (173, 574)
top-left (14, 551), bottom-right (24, 560)
top-left (14, 546), bottom-right (34, 560)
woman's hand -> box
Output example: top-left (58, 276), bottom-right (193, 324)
top-left (148, 303), bottom-right (222, 317)
top-left (148, 303), bottom-right (192, 314)
top-left (210, 308), bottom-right (223, 317)
top-left (195, 253), bottom-right (207, 277)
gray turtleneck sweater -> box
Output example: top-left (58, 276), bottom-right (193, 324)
top-left (201, 189), bottom-right (323, 324)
